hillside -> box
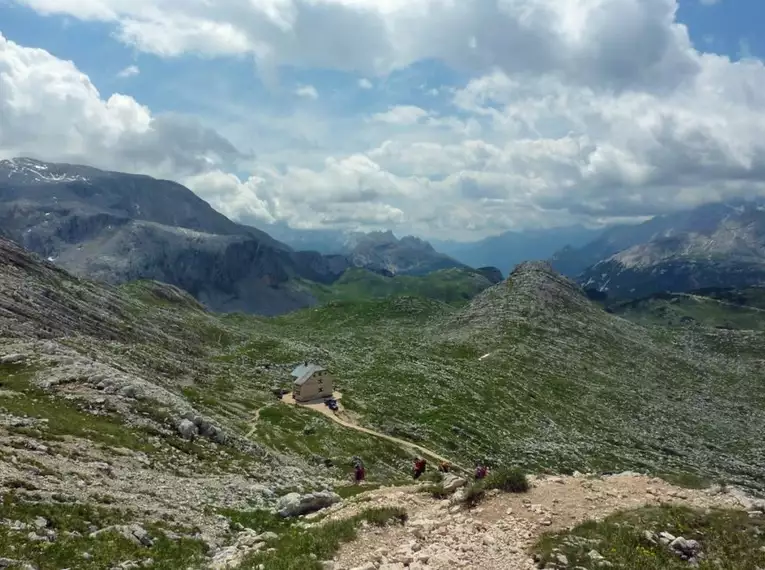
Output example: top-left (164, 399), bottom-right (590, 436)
top-left (295, 267), bottom-right (498, 305)
top-left (606, 286), bottom-right (765, 330)
top-left (2, 238), bottom-right (765, 568)
top-left (0, 157), bottom-right (353, 315)
top-left (232, 261), bottom-right (765, 491)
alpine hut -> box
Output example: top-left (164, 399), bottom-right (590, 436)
top-left (291, 362), bottom-right (333, 403)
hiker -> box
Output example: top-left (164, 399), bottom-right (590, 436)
top-left (474, 463), bottom-right (488, 480)
top-left (413, 457), bottom-right (427, 480)
top-left (438, 461), bottom-right (451, 473)
top-left (354, 462), bottom-right (366, 484)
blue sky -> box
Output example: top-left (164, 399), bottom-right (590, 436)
top-left (2, 0), bottom-right (765, 240)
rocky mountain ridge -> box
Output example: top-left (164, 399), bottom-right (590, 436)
top-left (551, 200), bottom-right (765, 299)
top-left (346, 230), bottom-right (468, 276)
top-left (0, 158), bottom-right (496, 315)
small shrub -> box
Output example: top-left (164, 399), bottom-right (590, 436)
top-left (485, 468), bottom-right (529, 493)
top-left (5, 479), bottom-right (39, 491)
top-left (242, 506), bottom-right (408, 569)
top-left (360, 506), bottom-right (408, 527)
top-left (420, 483), bottom-right (450, 499)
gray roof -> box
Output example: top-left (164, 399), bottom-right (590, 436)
top-left (291, 363), bottom-right (326, 386)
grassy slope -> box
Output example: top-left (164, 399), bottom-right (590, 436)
top-left (219, 264), bottom-right (765, 490)
top-left (292, 267), bottom-right (492, 305)
top-left (4, 238), bottom-right (765, 491)
top-left (610, 290), bottom-right (765, 331)
top-left (535, 505), bottom-right (765, 570)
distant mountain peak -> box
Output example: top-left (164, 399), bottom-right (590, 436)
top-left (0, 157), bottom-right (92, 185)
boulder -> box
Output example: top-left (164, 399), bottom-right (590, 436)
top-left (441, 474), bottom-right (467, 493)
top-left (200, 423), bottom-right (228, 444)
top-left (0, 354), bottom-right (25, 364)
top-left (177, 419), bottom-right (198, 440)
top-left (277, 491), bottom-right (341, 518)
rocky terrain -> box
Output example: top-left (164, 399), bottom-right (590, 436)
top-left (1, 235), bottom-right (765, 568)
top-left (325, 472), bottom-right (763, 570)
top-left (343, 231), bottom-right (467, 276)
top-left (551, 200), bottom-right (765, 299)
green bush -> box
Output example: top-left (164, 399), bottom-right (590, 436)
top-left (419, 483), bottom-right (450, 499)
top-left (485, 468), bottom-right (529, 493)
top-left (361, 506), bottom-right (408, 527)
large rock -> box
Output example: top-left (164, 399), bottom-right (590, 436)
top-left (441, 474), bottom-right (467, 493)
top-left (0, 354), bottom-right (25, 364)
top-left (177, 419), bottom-right (198, 440)
top-left (276, 491), bottom-right (341, 518)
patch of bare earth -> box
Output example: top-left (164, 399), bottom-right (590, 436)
top-left (328, 473), bottom-right (748, 570)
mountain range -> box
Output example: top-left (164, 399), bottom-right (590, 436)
top-left (0, 158), bottom-right (485, 315)
top-left (431, 225), bottom-right (605, 276)
top-left (5, 157), bottom-right (765, 312)
top-left (552, 200), bottom-right (765, 300)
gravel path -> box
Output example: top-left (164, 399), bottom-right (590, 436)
top-left (261, 393), bottom-right (458, 467)
top-left (328, 472), bottom-right (750, 570)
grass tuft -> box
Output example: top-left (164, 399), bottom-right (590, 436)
top-left (485, 467), bottom-right (530, 493)
top-left (242, 507), bottom-right (408, 570)
top-left (534, 505), bottom-right (765, 570)
top-left (457, 468), bottom-right (530, 508)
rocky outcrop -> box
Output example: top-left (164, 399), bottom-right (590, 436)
top-left (475, 266), bottom-right (503, 284)
top-left (277, 491), bottom-right (342, 517)
top-left (347, 231), bottom-right (466, 276)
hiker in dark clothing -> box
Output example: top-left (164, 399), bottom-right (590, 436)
top-left (352, 456), bottom-right (366, 483)
top-left (474, 464), bottom-right (488, 480)
top-left (413, 457), bottom-right (427, 480)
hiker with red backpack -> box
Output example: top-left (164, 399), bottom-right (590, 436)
top-left (413, 457), bottom-right (427, 480)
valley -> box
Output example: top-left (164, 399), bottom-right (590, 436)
top-left (1, 231), bottom-right (765, 568)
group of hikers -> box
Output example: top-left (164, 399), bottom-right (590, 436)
top-left (352, 455), bottom-right (488, 483)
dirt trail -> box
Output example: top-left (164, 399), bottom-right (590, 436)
top-left (320, 473), bottom-right (752, 570)
top-left (254, 393), bottom-right (457, 467)
top-left (245, 404), bottom-right (271, 437)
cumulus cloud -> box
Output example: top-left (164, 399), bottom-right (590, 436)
top-left (13, 0), bottom-right (700, 90)
top-left (0, 32), bottom-right (241, 180)
top-left (6, 0), bottom-right (765, 239)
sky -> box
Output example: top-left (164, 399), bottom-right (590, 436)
top-left (1, 0), bottom-right (765, 241)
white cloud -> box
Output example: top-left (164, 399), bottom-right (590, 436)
top-left (116, 64), bottom-right (140, 78)
top-left (6, 0), bottom-right (765, 240)
top-left (370, 105), bottom-right (429, 125)
top-left (13, 0), bottom-right (698, 90)
top-left (294, 84), bottom-right (319, 99)
top-left (184, 170), bottom-right (275, 223)
top-left (0, 32), bottom-right (241, 180)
